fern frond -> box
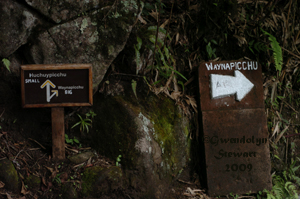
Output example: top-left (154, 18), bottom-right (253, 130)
top-left (261, 29), bottom-right (283, 72)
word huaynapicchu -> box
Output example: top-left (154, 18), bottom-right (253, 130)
top-left (205, 61), bottom-right (258, 71)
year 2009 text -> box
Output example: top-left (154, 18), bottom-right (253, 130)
top-left (225, 164), bottom-right (252, 172)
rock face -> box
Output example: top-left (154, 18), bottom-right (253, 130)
top-left (81, 166), bottom-right (124, 197)
top-left (26, 0), bottom-right (141, 88)
top-left (0, 1), bottom-right (193, 198)
top-left (0, 0), bottom-right (141, 88)
top-left (25, 0), bottom-right (101, 23)
top-left (89, 84), bottom-right (191, 198)
top-left (0, 0), bottom-right (39, 57)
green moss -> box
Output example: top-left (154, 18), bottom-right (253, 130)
top-left (80, 18), bottom-right (88, 34)
top-left (139, 95), bottom-right (189, 176)
top-left (108, 45), bottom-right (115, 56)
top-left (0, 159), bottom-right (19, 192)
top-left (91, 95), bottom-right (140, 169)
top-left (24, 175), bottom-right (41, 189)
top-left (121, 0), bottom-right (139, 13)
top-left (81, 166), bottom-right (123, 196)
top-left (81, 166), bottom-right (104, 195)
top-left (61, 183), bottom-right (78, 199)
top-left (88, 30), bottom-right (98, 43)
top-left (91, 90), bottom-right (190, 177)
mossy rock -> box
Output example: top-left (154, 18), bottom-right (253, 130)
top-left (61, 182), bottom-right (78, 199)
top-left (68, 151), bottom-right (94, 164)
top-left (0, 158), bottom-right (20, 193)
top-left (81, 166), bottom-right (123, 197)
top-left (88, 83), bottom-right (191, 198)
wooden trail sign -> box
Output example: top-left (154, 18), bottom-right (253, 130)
top-left (198, 61), bottom-right (272, 196)
top-left (21, 64), bottom-right (93, 108)
top-left (21, 64), bottom-right (93, 160)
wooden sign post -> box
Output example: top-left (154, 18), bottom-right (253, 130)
top-left (21, 64), bottom-right (93, 160)
top-left (198, 61), bottom-right (272, 196)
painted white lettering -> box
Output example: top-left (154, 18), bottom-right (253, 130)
top-left (221, 64), bottom-right (226, 70)
top-left (236, 62), bottom-right (241, 70)
top-left (248, 61), bottom-right (253, 70)
top-left (214, 64), bottom-right (218, 70)
top-left (230, 63), bottom-right (235, 70)
top-left (205, 63), bottom-right (213, 70)
top-left (253, 62), bottom-right (258, 70)
top-left (65, 90), bottom-right (72, 95)
top-left (225, 63), bottom-right (230, 70)
top-left (25, 79), bottom-right (40, 83)
top-left (242, 62), bottom-right (247, 70)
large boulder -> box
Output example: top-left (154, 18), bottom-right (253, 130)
top-left (81, 166), bottom-right (124, 197)
top-left (87, 82), bottom-right (191, 198)
top-left (25, 0), bottom-right (101, 23)
top-left (0, 0), bottom-right (39, 57)
top-left (26, 0), bottom-right (141, 88)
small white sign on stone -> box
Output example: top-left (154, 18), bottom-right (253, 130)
top-left (210, 70), bottom-right (254, 101)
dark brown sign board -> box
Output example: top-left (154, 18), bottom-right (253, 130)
top-left (21, 64), bottom-right (93, 108)
top-left (198, 61), bottom-right (272, 196)
top-left (21, 64), bottom-right (93, 160)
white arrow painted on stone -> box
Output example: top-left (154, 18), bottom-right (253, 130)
top-left (210, 70), bottom-right (254, 101)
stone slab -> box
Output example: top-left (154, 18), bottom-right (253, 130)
top-left (202, 108), bottom-right (272, 196)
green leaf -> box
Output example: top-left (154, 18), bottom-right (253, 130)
top-left (211, 39), bottom-right (218, 45)
top-left (2, 58), bottom-right (10, 72)
top-left (131, 79), bottom-right (138, 99)
top-left (274, 155), bottom-right (281, 160)
top-left (173, 69), bottom-right (187, 81)
top-left (261, 29), bottom-right (283, 72)
top-left (73, 138), bottom-right (80, 144)
top-left (77, 114), bottom-right (83, 121)
top-left (147, 26), bottom-right (167, 34)
top-left (71, 121), bottom-right (81, 129)
top-left (135, 45), bottom-right (141, 75)
top-left (149, 35), bottom-right (164, 45)
top-left (136, 36), bottom-right (142, 50)
top-left (164, 46), bottom-right (170, 60)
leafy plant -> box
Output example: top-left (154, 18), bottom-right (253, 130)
top-left (71, 114), bottom-right (92, 133)
top-left (53, 173), bottom-right (61, 184)
top-left (261, 29), bottom-right (283, 73)
top-left (2, 58), bottom-right (10, 72)
top-left (85, 110), bottom-right (96, 120)
top-left (204, 38), bottom-right (217, 60)
top-left (142, 0), bottom-right (166, 15)
top-left (71, 111), bottom-right (96, 133)
top-left (248, 40), bottom-right (268, 54)
top-left (229, 192), bottom-right (239, 199)
top-left (134, 36), bottom-right (142, 75)
top-left (65, 134), bottom-right (80, 145)
top-left (131, 79), bottom-right (138, 99)
top-left (262, 175), bottom-right (298, 199)
top-left (262, 153), bottom-right (300, 199)
top-left (116, 155), bottom-right (122, 167)
top-left (136, 26), bottom-right (187, 86)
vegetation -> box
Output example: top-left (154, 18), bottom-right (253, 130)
top-left (71, 111), bottom-right (96, 134)
top-left (125, 0), bottom-right (300, 198)
top-left (1, 0), bottom-right (300, 198)
top-left (2, 58), bottom-right (10, 72)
